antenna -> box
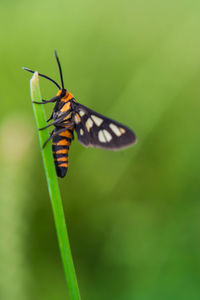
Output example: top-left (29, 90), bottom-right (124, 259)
top-left (54, 50), bottom-right (65, 89)
top-left (22, 67), bottom-right (61, 89)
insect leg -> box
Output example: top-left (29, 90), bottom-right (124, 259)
top-left (39, 111), bottom-right (73, 130)
top-left (39, 120), bottom-right (69, 130)
top-left (39, 122), bottom-right (60, 130)
top-left (47, 113), bottom-right (53, 122)
top-left (32, 95), bottom-right (60, 104)
top-left (43, 122), bottom-right (74, 148)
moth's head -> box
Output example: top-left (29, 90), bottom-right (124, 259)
top-left (57, 88), bottom-right (68, 99)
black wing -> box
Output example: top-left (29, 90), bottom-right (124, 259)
top-left (72, 102), bottom-right (137, 150)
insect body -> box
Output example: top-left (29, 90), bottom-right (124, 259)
top-left (23, 51), bottom-right (137, 177)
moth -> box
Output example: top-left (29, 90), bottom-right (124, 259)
top-left (23, 51), bottom-right (137, 177)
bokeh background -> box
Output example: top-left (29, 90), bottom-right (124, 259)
top-left (1, 0), bottom-right (200, 299)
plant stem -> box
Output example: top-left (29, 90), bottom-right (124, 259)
top-left (30, 72), bottom-right (81, 300)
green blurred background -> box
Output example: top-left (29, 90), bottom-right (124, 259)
top-left (1, 0), bottom-right (200, 299)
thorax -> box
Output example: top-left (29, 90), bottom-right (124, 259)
top-left (53, 93), bottom-right (76, 122)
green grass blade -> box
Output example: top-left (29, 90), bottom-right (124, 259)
top-left (30, 72), bottom-right (81, 300)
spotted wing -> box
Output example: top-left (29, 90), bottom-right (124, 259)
top-left (72, 103), bottom-right (137, 150)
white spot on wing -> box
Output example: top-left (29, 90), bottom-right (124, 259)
top-left (86, 118), bottom-right (93, 132)
top-left (109, 123), bottom-right (122, 136)
top-left (80, 129), bottom-right (84, 136)
top-left (79, 110), bottom-right (85, 117)
top-left (103, 130), bottom-right (112, 142)
top-left (91, 115), bottom-right (103, 126)
top-left (98, 130), bottom-right (106, 143)
top-left (120, 127), bottom-right (126, 134)
top-left (74, 114), bottom-right (80, 124)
